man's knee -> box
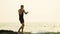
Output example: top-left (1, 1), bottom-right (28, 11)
top-left (22, 23), bottom-right (24, 27)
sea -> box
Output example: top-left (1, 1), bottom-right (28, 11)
top-left (0, 22), bottom-right (60, 34)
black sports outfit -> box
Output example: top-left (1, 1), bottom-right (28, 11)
top-left (19, 12), bottom-right (24, 24)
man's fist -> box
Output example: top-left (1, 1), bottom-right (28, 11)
top-left (25, 12), bottom-right (28, 14)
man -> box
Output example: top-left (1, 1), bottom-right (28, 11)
top-left (18, 5), bottom-right (28, 34)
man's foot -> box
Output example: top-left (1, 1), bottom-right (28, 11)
top-left (18, 30), bottom-right (20, 32)
top-left (18, 30), bottom-right (21, 34)
top-left (22, 32), bottom-right (24, 34)
top-left (18, 32), bottom-right (20, 34)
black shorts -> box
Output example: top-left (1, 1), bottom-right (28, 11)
top-left (19, 14), bottom-right (24, 24)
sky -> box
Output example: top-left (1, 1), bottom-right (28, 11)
top-left (0, 0), bottom-right (60, 23)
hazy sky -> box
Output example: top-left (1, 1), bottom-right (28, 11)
top-left (0, 0), bottom-right (60, 23)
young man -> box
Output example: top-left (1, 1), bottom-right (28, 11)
top-left (18, 5), bottom-right (28, 34)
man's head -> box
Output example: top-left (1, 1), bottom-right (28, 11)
top-left (21, 5), bottom-right (24, 9)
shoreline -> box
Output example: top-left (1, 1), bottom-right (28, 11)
top-left (0, 30), bottom-right (60, 34)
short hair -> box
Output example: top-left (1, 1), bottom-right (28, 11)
top-left (21, 5), bottom-right (24, 7)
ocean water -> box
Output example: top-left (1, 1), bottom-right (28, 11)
top-left (0, 22), bottom-right (60, 33)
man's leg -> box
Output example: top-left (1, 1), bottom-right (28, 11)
top-left (18, 25), bottom-right (22, 32)
top-left (22, 23), bottom-right (24, 34)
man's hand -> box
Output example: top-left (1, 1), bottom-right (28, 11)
top-left (25, 12), bottom-right (28, 14)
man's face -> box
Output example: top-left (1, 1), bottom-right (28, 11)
top-left (21, 7), bottom-right (24, 9)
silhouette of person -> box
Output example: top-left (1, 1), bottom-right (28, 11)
top-left (18, 5), bottom-right (28, 34)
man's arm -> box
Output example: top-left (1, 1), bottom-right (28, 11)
top-left (23, 10), bottom-right (28, 14)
